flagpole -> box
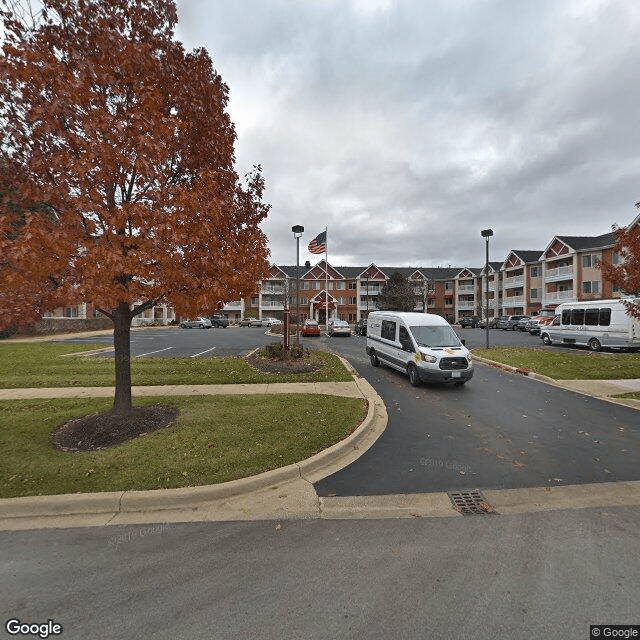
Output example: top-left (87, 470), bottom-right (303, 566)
top-left (324, 226), bottom-right (328, 332)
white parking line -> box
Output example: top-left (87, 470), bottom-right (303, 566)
top-left (134, 347), bottom-right (174, 358)
top-left (191, 347), bottom-right (217, 358)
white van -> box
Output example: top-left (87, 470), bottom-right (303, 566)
top-left (366, 311), bottom-right (473, 386)
top-left (540, 298), bottom-right (640, 351)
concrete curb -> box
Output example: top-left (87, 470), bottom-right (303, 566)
top-left (0, 375), bottom-right (387, 524)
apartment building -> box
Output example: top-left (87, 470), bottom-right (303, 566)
top-left (41, 213), bottom-right (638, 326)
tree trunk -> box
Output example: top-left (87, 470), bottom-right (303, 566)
top-left (112, 302), bottom-right (133, 416)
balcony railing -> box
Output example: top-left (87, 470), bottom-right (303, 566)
top-left (361, 287), bottom-right (382, 295)
top-left (457, 302), bottom-right (476, 310)
top-left (261, 303), bottom-right (284, 310)
top-left (545, 266), bottom-right (574, 282)
top-left (503, 276), bottom-right (524, 288)
top-left (222, 301), bottom-right (242, 310)
top-left (502, 296), bottom-right (524, 307)
top-left (458, 285), bottom-right (475, 292)
top-left (544, 290), bottom-right (575, 304)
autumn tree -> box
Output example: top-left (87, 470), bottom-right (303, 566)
top-left (377, 272), bottom-right (416, 311)
top-left (0, 0), bottom-right (270, 417)
top-left (599, 207), bottom-right (640, 320)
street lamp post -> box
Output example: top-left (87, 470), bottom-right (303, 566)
top-left (481, 228), bottom-right (493, 349)
top-left (292, 225), bottom-right (304, 345)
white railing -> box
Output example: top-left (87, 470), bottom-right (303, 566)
top-left (503, 276), bottom-right (524, 288)
top-left (458, 285), bottom-right (475, 292)
top-left (544, 290), bottom-right (575, 304)
top-left (545, 266), bottom-right (574, 281)
top-left (361, 287), bottom-right (381, 295)
top-left (261, 303), bottom-right (284, 310)
top-left (502, 296), bottom-right (525, 307)
top-left (457, 302), bottom-right (476, 310)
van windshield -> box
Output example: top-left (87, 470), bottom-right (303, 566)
top-left (410, 325), bottom-right (461, 348)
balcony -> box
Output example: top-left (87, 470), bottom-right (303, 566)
top-left (502, 296), bottom-right (524, 307)
top-left (457, 302), bottom-right (476, 311)
top-left (503, 276), bottom-right (524, 288)
top-left (222, 301), bottom-right (242, 310)
top-left (261, 302), bottom-right (284, 310)
top-left (262, 286), bottom-right (285, 294)
top-left (361, 287), bottom-right (382, 295)
top-left (458, 285), bottom-right (475, 292)
top-left (545, 265), bottom-right (574, 283)
top-left (544, 290), bottom-right (575, 305)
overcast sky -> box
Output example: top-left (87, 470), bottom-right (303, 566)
top-left (175, 0), bottom-right (640, 270)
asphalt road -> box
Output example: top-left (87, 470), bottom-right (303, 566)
top-left (2, 508), bottom-right (639, 640)
top-left (317, 332), bottom-right (640, 496)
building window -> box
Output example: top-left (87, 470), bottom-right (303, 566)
top-left (445, 282), bottom-right (453, 290)
top-left (612, 252), bottom-right (621, 265)
top-left (64, 307), bottom-right (78, 318)
top-left (301, 281), bottom-right (310, 290)
top-left (530, 288), bottom-right (539, 299)
top-left (349, 297), bottom-right (357, 305)
top-left (335, 281), bottom-right (346, 290)
top-left (251, 297), bottom-right (259, 306)
top-left (582, 281), bottom-right (600, 294)
top-left (313, 281), bottom-right (321, 290)
top-left (530, 266), bottom-right (540, 277)
top-left (348, 281), bottom-right (357, 289)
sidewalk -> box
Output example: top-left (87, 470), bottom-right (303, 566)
top-left (1, 355), bottom-right (639, 530)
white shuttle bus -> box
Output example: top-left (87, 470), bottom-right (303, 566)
top-left (540, 298), bottom-right (640, 352)
top-left (366, 311), bottom-right (473, 386)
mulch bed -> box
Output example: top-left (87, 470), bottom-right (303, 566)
top-left (244, 351), bottom-right (324, 374)
top-left (51, 405), bottom-right (179, 452)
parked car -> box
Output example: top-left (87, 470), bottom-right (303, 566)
top-left (180, 317), bottom-right (212, 329)
top-left (516, 316), bottom-right (531, 331)
top-left (460, 315), bottom-right (480, 328)
top-left (248, 317), bottom-right (263, 327)
top-left (328, 319), bottom-right (352, 337)
top-left (526, 309), bottom-right (556, 335)
top-left (210, 314), bottom-right (229, 328)
top-left (261, 317), bottom-right (282, 326)
top-left (477, 317), bottom-right (498, 329)
top-left (497, 315), bottom-right (526, 330)
top-left (301, 319), bottom-right (321, 336)
top-left (355, 318), bottom-right (368, 336)
top-left (238, 317), bottom-right (253, 326)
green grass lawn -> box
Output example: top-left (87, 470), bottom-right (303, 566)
top-left (0, 343), bottom-right (352, 388)
top-left (0, 394), bottom-right (367, 498)
top-left (473, 347), bottom-right (640, 380)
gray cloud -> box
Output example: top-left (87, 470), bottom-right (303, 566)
top-left (176, 0), bottom-right (640, 269)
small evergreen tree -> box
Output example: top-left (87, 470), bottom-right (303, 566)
top-left (377, 272), bottom-right (416, 311)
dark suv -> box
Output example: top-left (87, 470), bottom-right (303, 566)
top-left (355, 318), bottom-right (368, 336)
top-left (460, 316), bottom-right (480, 328)
top-left (210, 314), bottom-right (229, 328)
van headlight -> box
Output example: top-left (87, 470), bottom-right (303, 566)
top-left (420, 353), bottom-right (437, 363)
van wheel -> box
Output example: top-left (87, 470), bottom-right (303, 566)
top-left (588, 338), bottom-right (602, 352)
top-left (370, 351), bottom-right (380, 367)
top-left (407, 364), bottom-right (420, 387)
top-left (542, 334), bottom-right (552, 346)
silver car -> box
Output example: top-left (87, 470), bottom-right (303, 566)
top-left (328, 320), bottom-right (352, 337)
top-left (180, 317), bottom-right (212, 329)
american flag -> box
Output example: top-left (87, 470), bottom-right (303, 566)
top-left (308, 230), bottom-right (326, 254)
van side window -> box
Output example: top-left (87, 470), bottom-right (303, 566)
top-left (561, 309), bottom-right (571, 325)
top-left (585, 308), bottom-right (599, 326)
top-left (381, 320), bottom-right (397, 341)
top-left (570, 309), bottom-right (585, 325)
top-left (399, 326), bottom-right (413, 352)
top-left (599, 308), bottom-right (611, 326)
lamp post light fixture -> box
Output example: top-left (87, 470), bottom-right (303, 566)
top-left (481, 228), bottom-right (493, 349)
top-left (292, 225), bottom-right (304, 345)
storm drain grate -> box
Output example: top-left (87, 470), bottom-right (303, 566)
top-left (448, 490), bottom-right (496, 515)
